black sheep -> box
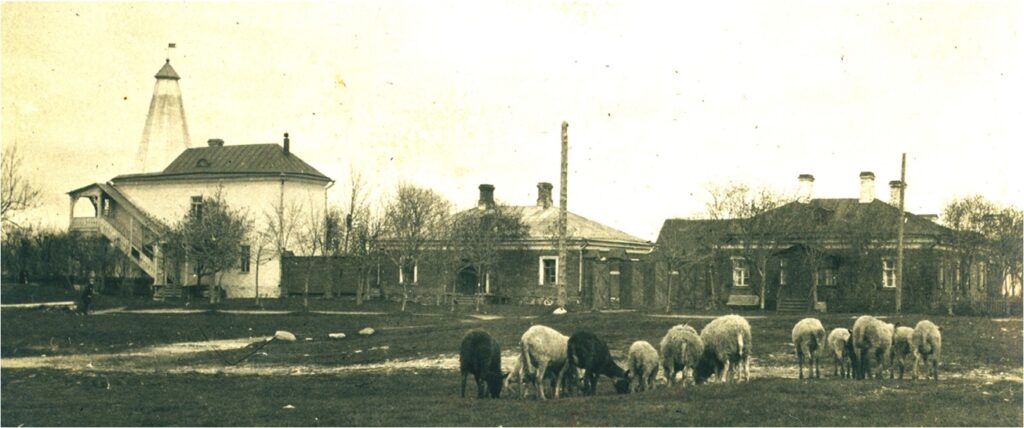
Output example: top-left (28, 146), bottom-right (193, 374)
top-left (562, 331), bottom-right (630, 395)
top-left (459, 330), bottom-right (507, 398)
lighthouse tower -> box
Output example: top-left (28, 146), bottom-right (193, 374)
top-left (135, 59), bottom-right (191, 172)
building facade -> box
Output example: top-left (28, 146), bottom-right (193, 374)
top-left (654, 172), bottom-right (1007, 313)
top-left (378, 183), bottom-right (654, 307)
top-left (67, 60), bottom-right (332, 298)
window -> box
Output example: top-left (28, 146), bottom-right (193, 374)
top-left (938, 262), bottom-right (945, 290)
top-left (399, 258), bottom-right (417, 285)
top-left (882, 258), bottom-right (896, 288)
top-left (239, 245), bottom-right (251, 273)
top-left (731, 257), bottom-right (749, 287)
top-left (190, 196), bottom-right (204, 219)
top-left (539, 257), bottom-right (557, 286)
top-left (779, 259), bottom-right (787, 285)
top-left (817, 268), bottom-right (836, 287)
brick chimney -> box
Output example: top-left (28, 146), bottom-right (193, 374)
top-left (797, 174), bottom-right (814, 203)
top-left (889, 180), bottom-right (905, 206)
top-left (478, 184), bottom-right (495, 209)
top-left (859, 171), bottom-right (875, 203)
top-left (206, 138), bottom-right (224, 147)
top-left (283, 132), bottom-right (290, 155)
top-left (537, 182), bottom-right (553, 209)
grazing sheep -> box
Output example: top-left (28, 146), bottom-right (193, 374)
top-left (459, 330), bottom-right (507, 398)
top-left (503, 351), bottom-right (581, 399)
top-left (519, 325), bottom-right (575, 400)
top-left (912, 320), bottom-right (942, 380)
top-left (889, 326), bottom-right (915, 379)
top-left (851, 315), bottom-right (896, 380)
top-left (694, 315), bottom-right (752, 384)
top-left (626, 340), bottom-right (660, 392)
top-left (660, 324), bottom-right (704, 387)
top-left (792, 318), bottom-right (827, 379)
top-left (560, 331), bottom-right (630, 396)
top-left (827, 328), bottom-right (853, 378)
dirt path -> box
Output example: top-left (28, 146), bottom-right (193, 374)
top-left (3, 337), bottom-right (1021, 384)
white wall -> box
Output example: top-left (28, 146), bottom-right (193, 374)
top-left (117, 176), bottom-right (328, 298)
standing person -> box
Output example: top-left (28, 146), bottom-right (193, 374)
top-left (79, 275), bottom-right (95, 315)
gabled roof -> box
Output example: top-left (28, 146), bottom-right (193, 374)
top-left (771, 199), bottom-right (952, 236)
top-left (657, 198), bottom-right (955, 249)
top-left (458, 205), bottom-right (651, 248)
top-left (519, 206), bottom-right (649, 245)
top-left (656, 218), bottom-right (742, 255)
top-left (112, 144), bottom-right (331, 183)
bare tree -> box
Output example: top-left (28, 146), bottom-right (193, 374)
top-left (942, 195), bottom-right (995, 313)
top-left (352, 205), bottom-right (385, 305)
top-left (943, 195), bottom-right (1024, 313)
top-left (448, 203), bottom-right (530, 311)
top-left (260, 199), bottom-right (302, 300)
top-left (249, 224), bottom-right (277, 307)
top-left (297, 197), bottom-right (328, 312)
top-left (704, 182), bottom-right (796, 310)
top-left (163, 194), bottom-right (251, 305)
top-left (321, 206), bottom-right (344, 299)
top-left (655, 219), bottom-right (726, 312)
top-left (382, 184), bottom-right (451, 312)
top-left (2, 144), bottom-right (41, 229)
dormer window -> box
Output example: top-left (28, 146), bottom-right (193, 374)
top-left (196, 158), bottom-right (211, 168)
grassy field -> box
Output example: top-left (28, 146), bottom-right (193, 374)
top-left (2, 284), bottom-right (1022, 426)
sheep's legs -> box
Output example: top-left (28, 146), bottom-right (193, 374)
top-left (720, 359), bottom-right (732, 383)
top-left (536, 362), bottom-right (549, 400)
top-left (588, 371), bottom-right (600, 395)
top-left (476, 375), bottom-right (487, 398)
top-left (461, 372), bottom-right (468, 398)
top-left (797, 350), bottom-right (804, 379)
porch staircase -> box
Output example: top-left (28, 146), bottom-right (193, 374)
top-left (69, 184), bottom-right (168, 293)
top-left (776, 298), bottom-right (809, 314)
top-left (452, 296), bottom-right (480, 306)
top-left (153, 285), bottom-right (183, 300)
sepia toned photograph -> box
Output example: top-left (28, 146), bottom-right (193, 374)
top-left (1, 1), bottom-right (1021, 426)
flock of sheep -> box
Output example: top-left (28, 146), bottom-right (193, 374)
top-left (458, 314), bottom-right (943, 399)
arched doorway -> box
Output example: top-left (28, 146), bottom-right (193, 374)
top-left (457, 266), bottom-right (479, 295)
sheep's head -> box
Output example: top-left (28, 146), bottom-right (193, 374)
top-left (486, 372), bottom-right (508, 398)
top-left (693, 353), bottom-right (719, 384)
top-left (613, 376), bottom-right (631, 394)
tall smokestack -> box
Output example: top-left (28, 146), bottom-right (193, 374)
top-left (537, 182), bottom-right (553, 209)
top-left (859, 171), bottom-right (876, 203)
top-left (797, 174), bottom-right (814, 203)
top-left (478, 184), bottom-right (495, 209)
top-left (889, 180), bottom-right (905, 206)
top-left (135, 58), bottom-right (191, 172)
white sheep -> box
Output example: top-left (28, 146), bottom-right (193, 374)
top-left (889, 326), bottom-right (915, 380)
top-left (518, 324), bottom-right (572, 400)
top-left (694, 315), bottom-right (752, 384)
top-left (659, 324), bottom-right (703, 387)
top-left (792, 318), bottom-right (826, 379)
top-left (912, 320), bottom-right (942, 380)
top-left (827, 328), bottom-right (853, 378)
top-left (851, 315), bottom-right (895, 380)
top-left (626, 340), bottom-right (660, 392)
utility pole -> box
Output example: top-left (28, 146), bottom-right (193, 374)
top-left (895, 153), bottom-right (907, 313)
top-left (557, 121), bottom-right (569, 308)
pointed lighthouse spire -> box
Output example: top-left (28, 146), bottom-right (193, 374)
top-left (135, 49), bottom-right (191, 173)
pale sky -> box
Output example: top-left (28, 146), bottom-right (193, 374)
top-left (2, 1), bottom-right (1022, 240)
